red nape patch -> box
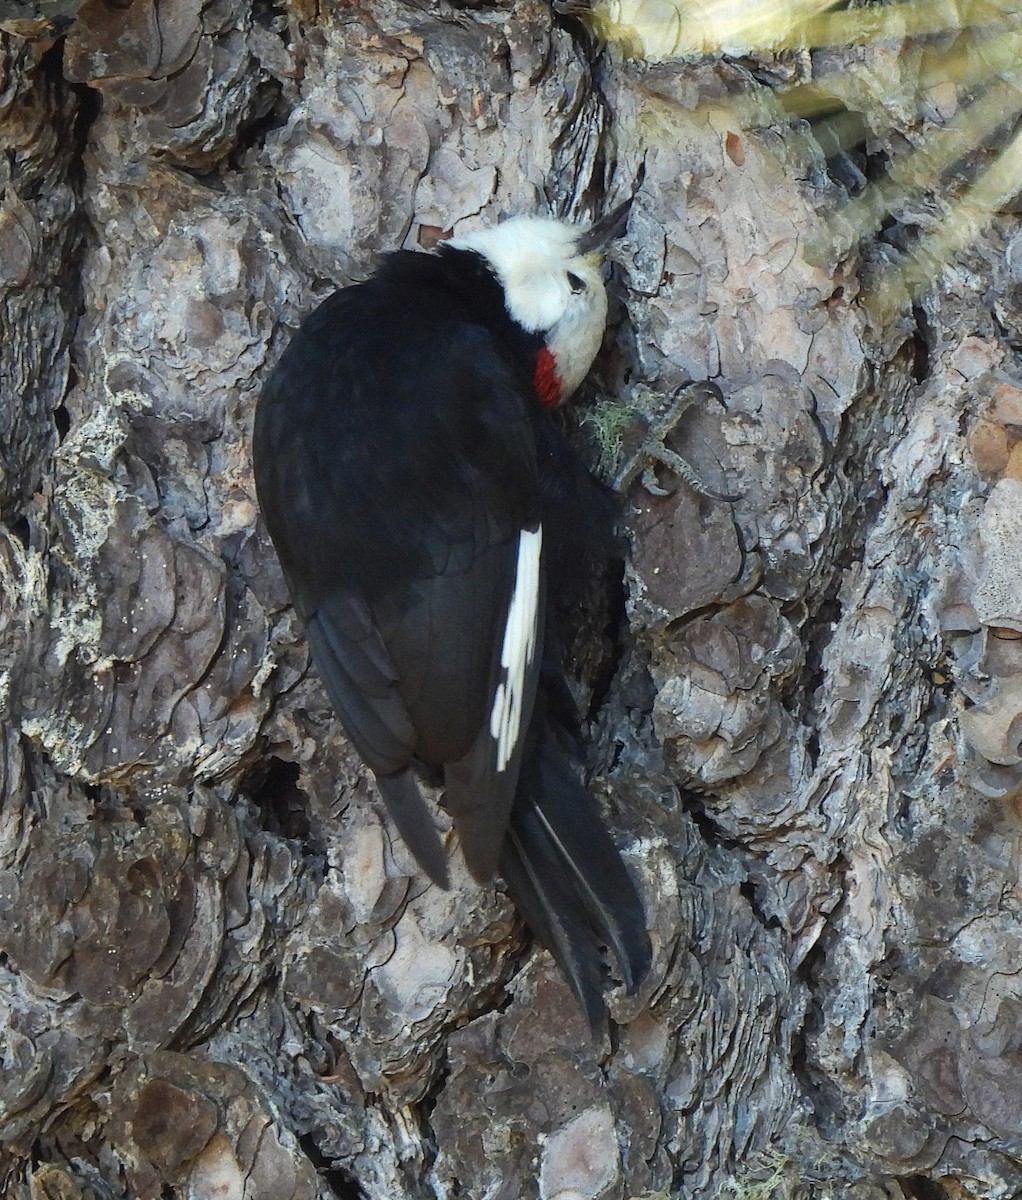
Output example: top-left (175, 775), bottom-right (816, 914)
top-left (532, 347), bottom-right (562, 410)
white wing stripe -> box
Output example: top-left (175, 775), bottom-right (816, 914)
top-left (489, 526), bottom-right (543, 773)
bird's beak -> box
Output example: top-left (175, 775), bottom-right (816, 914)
top-left (574, 199), bottom-right (632, 256)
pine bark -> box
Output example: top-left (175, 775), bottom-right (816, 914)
top-left (2, 2), bottom-right (1022, 1198)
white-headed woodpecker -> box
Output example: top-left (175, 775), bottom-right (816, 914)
top-left (253, 206), bottom-right (651, 1027)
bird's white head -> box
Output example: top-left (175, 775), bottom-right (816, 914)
top-left (448, 206), bottom-right (628, 407)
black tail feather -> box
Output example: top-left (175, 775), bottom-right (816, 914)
top-left (374, 768), bottom-right (450, 889)
top-left (500, 817), bottom-right (608, 1031)
top-left (499, 720), bottom-right (651, 1029)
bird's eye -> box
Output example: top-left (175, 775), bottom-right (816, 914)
top-left (567, 272), bottom-right (587, 294)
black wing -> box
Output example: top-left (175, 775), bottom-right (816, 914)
top-left (253, 277), bottom-right (545, 882)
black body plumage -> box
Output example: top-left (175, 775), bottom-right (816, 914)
top-left (253, 231), bottom-right (651, 1026)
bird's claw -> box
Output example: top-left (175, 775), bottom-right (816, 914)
top-left (610, 381), bottom-right (740, 502)
top-left (639, 465), bottom-right (672, 497)
top-left (642, 441), bottom-right (741, 503)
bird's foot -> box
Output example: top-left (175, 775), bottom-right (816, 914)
top-left (609, 382), bottom-right (740, 502)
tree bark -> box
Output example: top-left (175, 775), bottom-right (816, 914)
top-left (2, 2), bottom-right (1022, 1198)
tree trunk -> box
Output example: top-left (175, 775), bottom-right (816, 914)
top-left (2, 2), bottom-right (1022, 1197)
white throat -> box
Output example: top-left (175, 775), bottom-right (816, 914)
top-left (448, 217), bottom-right (609, 401)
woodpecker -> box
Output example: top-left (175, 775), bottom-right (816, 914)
top-left (253, 206), bottom-right (651, 1027)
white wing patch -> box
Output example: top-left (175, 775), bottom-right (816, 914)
top-left (489, 526), bottom-right (543, 773)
